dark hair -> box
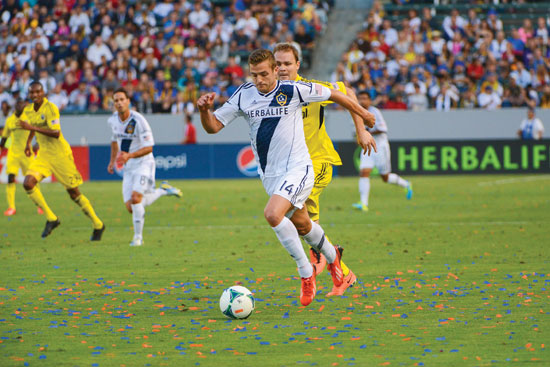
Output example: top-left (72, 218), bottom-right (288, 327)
top-left (357, 90), bottom-right (371, 97)
top-left (29, 80), bottom-right (44, 90)
top-left (248, 49), bottom-right (276, 69)
top-left (113, 87), bottom-right (130, 99)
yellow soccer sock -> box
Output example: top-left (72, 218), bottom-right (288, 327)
top-left (340, 260), bottom-right (350, 277)
top-left (74, 194), bottom-right (103, 229)
top-left (6, 183), bottom-right (16, 209)
top-left (27, 187), bottom-right (57, 221)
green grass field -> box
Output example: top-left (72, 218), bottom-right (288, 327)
top-left (1, 175), bottom-right (549, 367)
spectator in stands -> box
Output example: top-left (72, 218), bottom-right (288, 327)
top-left (478, 85), bottom-right (502, 110)
top-left (535, 17), bottom-right (549, 44)
top-left (87, 36), bottom-right (113, 66)
top-left (487, 9), bottom-right (503, 32)
top-left (435, 83), bottom-right (459, 111)
top-left (442, 9), bottom-right (465, 41)
top-left (502, 77), bottom-right (526, 107)
top-left (48, 83), bottom-right (69, 111)
top-left (517, 107), bottom-right (544, 140)
top-left (68, 82), bottom-right (89, 112)
top-left (408, 83), bottom-right (428, 111)
top-left (510, 61), bottom-right (532, 88)
top-left (381, 19), bottom-right (398, 47)
top-left (383, 92), bottom-right (407, 110)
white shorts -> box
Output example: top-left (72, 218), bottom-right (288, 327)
top-left (122, 160), bottom-right (156, 202)
top-left (262, 165), bottom-right (314, 211)
top-left (359, 138), bottom-right (391, 175)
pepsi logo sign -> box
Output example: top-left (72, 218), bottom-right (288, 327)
top-left (236, 146), bottom-right (259, 177)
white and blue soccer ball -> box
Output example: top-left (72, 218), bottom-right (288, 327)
top-left (219, 285), bottom-right (255, 319)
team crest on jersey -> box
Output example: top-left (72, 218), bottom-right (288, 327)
top-left (125, 119), bottom-right (136, 134)
top-left (275, 92), bottom-right (287, 106)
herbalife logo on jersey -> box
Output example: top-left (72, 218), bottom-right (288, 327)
top-left (245, 106), bottom-right (289, 119)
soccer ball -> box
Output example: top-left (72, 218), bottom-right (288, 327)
top-left (219, 285), bottom-right (255, 319)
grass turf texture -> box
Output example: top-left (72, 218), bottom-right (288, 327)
top-left (0, 175), bottom-right (549, 367)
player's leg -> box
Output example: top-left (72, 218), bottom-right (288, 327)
top-left (130, 191), bottom-right (145, 246)
top-left (379, 143), bottom-right (412, 199)
top-left (24, 166), bottom-right (57, 221)
top-left (127, 170), bottom-right (154, 246)
top-left (4, 153), bottom-right (20, 215)
top-left (305, 162), bottom-right (330, 275)
top-left (4, 174), bottom-right (16, 216)
top-left (353, 149), bottom-right (374, 211)
top-left (54, 155), bottom-right (104, 238)
top-left (291, 208), bottom-right (343, 287)
top-left (67, 187), bottom-right (105, 241)
top-left (263, 166), bottom-right (316, 306)
top-left (24, 171), bottom-right (60, 237)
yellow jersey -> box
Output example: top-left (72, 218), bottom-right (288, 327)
top-left (1, 112), bottom-right (31, 157)
top-left (297, 75), bottom-right (346, 165)
top-left (23, 98), bottom-right (72, 157)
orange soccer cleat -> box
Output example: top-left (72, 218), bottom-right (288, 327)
top-left (4, 208), bottom-right (16, 216)
top-left (309, 248), bottom-right (326, 275)
top-left (299, 265), bottom-right (317, 306)
top-left (326, 269), bottom-right (357, 297)
top-left (327, 245), bottom-right (344, 287)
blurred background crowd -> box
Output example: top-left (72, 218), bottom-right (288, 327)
top-left (1, 0), bottom-right (549, 115)
top-left (0, 0), bottom-right (333, 115)
top-left (334, 1), bottom-right (550, 111)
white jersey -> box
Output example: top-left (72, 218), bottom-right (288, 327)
top-left (519, 117), bottom-right (544, 140)
top-left (214, 80), bottom-right (331, 178)
top-left (108, 110), bottom-right (155, 171)
top-left (366, 106), bottom-right (389, 144)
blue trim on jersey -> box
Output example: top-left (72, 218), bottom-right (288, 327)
top-left (120, 139), bottom-right (132, 152)
top-left (295, 86), bottom-right (304, 103)
top-left (255, 84), bottom-right (295, 173)
top-left (291, 165), bottom-right (310, 205)
top-left (258, 81), bottom-right (280, 98)
top-left (228, 82), bottom-right (252, 102)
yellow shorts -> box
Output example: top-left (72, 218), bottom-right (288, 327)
top-left (6, 152), bottom-right (32, 176)
top-left (28, 152), bottom-right (83, 189)
top-left (306, 162), bottom-right (334, 222)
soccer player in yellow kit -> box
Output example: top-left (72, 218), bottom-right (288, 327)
top-left (19, 81), bottom-right (105, 240)
top-left (0, 99), bottom-right (38, 216)
top-left (274, 43), bottom-right (377, 296)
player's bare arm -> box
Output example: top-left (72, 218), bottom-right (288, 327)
top-left (329, 89), bottom-right (376, 128)
top-left (24, 130), bottom-right (35, 157)
top-left (197, 92), bottom-right (224, 134)
top-left (19, 120), bottom-right (60, 139)
top-left (115, 146), bottom-right (153, 166)
top-left (346, 88), bottom-right (377, 156)
top-left (107, 141), bottom-right (119, 174)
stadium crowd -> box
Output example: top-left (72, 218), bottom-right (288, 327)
top-left (334, 1), bottom-right (550, 110)
top-left (0, 0), bottom-right (332, 115)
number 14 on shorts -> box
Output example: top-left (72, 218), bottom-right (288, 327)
top-left (279, 180), bottom-right (294, 195)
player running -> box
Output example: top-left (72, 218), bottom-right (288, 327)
top-left (197, 49), bottom-right (375, 306)
top-left (352, 90), bottom-right (412, 211)
top-left (1, 99), bottom-right (41, 216)
top-left (20, 81), bottom-right (105, 240)
top-left (107, 88), bottom-right (182, 247)
top-left (274, 43), bottom-right (377, 296)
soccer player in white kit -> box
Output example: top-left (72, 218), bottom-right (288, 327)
top-left (352, 90), bottom-right (413, 212)
top-left (197, 49), bottom-right (376, 306)
top-left (107, 88), bottom-right (182, 246)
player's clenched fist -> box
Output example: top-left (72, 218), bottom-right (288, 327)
top-left (197, 93), bottom-right (216, 111)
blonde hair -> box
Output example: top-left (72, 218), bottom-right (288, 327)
top-left (273, 43), bottom-right (300, 62)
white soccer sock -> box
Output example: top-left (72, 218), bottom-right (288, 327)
top-left (131, 203), bottom-right (145, 239)
top-left (359, 177), bottom-right (370, 206)
top-left (388, 173), bottom-right (409, 188)
top-left (302, 221), bottom-right (337, 264)
top-left (142, 188), bottom-right (166, 207)
top-left (272, 217), bottom-right (313, 278)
